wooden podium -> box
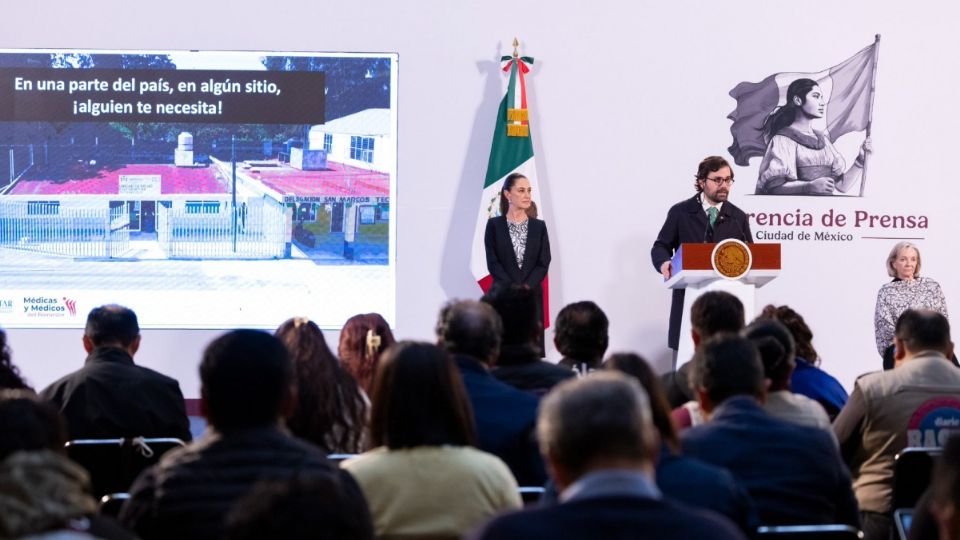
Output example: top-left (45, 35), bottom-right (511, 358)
top-left (665, 241), bottom-right (781, 367)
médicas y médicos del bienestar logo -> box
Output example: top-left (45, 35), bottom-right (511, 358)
top-left (22, 296), bottom-right (77, 317)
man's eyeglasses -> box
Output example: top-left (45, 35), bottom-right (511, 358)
top-left (704, 176), bottom-right (735, 186)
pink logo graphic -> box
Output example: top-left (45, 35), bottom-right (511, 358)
top-left (62, 297), bottom-right (77, 317)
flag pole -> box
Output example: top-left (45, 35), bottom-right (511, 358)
top-left (859, 34), bottom-right (880, 197)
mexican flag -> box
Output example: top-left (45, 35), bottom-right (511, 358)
top-left (470, 46), bottom-right (549, 327)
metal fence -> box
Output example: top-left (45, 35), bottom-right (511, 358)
top-left (157, 198), bottom-right (287, 259)
top-left (0, 201), bottom-right (129, 258)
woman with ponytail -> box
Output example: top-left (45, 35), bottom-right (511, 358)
top-left (756, 78), bottom-right (872, 195)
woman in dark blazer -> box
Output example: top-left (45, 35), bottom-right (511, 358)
top-left (484, 173), bottom-right (551, 353)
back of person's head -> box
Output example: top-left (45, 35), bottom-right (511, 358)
top-left (896, 309), bottom-right (953, 357)
top-left (276, 317), bottom-right (365, 453)
top-left (0, 389), bottom-right (67, 461)
top-left (757, 304), bottom-right (820, 364)
top-left (338, 313), bottom-right (395, 394)
top-left (693, 334), bottom-right (765, 409)
top-left (602, 353), bottom-right (678, 451)
top-left (223, 474), bottom-right (374, 540)
top-left (481, 283), bottom-right (539, 348)
top-left (435, 300), bottom-right (502, 365)
top-left (553, 301), bottom-right (609, 364)
top-left (537, 372), bottom-right (658, 487)
top-left (368, 342), bottom-right (476, 449)
top-left (200, 330), bottom-right (293, 432)
top-left (745, 319), bottom-right (796, 391)
top-left (84, 304), bottom-right (139, 349)
top-left (690, 291), bottom-right (744, 340)
top-left (0, 329), bottom-right (31, 391)
top-left (929, 434), bottom-right (960, 540)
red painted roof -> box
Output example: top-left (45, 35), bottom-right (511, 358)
top-left (8, 163), bottom-right (227, 195)
top-left (247, 161), bottom-right (389, 197)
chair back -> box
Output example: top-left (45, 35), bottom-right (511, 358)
top-left (327, 453), bottom-right (358, 466)
top-left (517, 486), bottom-right (545, 506)
top-left (65, 437), bottom-right (185, 498)
top-left (893, 447), bottom-right (942, 510)
top-left (98, 492), bottom-right (130, 518)
top-left (757, 524), bottom-right (862, 539)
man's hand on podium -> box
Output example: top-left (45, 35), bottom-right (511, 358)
top-left (660, 260), bottom-right (672, 280)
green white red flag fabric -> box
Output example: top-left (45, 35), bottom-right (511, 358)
top-left (727, 39), bottom-right (879, 167)
top-left (470, 50), bottom-right (549, 327)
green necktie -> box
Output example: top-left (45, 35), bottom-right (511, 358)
top-left (707, 206), bottom-right (719, 228)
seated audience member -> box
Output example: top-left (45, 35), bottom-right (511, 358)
top-left (223, 474), bottom-right (374, 540)
top-left (918, 435), bottom-right (960, 540)
top-left (275, 317), bottom-right (367, 453)
top-left (482, 284), bottom-right (574, 394)
top-left (744, 320), bottom-right (834, 436)
top-left (40, 305), bottom-right (191, 441)
top-left (603, 352), bottom-right (758, 534)
top-left (756, 304), bottom-right (848, 418)
top-left (667, 291), bottom-right (746, 428)
top-left (436, 300), bottom-right (546, 486)
top-left (0, 390), bottom-right (134, 540)
top-left (120, 330), bottom-right (358, 540)
top-left (470, 372), bottom-right (747, 540)
top-left (682, 334), bottom-right (859, 527)
top-left (834, 310), bottom-right (960, 540)
top-left (0, 328), bottom-right (32, 391)
top-left (339, 313), bottom-right (395, 395)
top-left (343, 342), bottom-right (521, 539)
top-left (554, 301), bottom-right (609, 376)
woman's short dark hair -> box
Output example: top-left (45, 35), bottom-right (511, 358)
top-left (694, 156), bottom-right (733, 192)
top-left (757, 304), bottom-right (820, 365)
top-left (276, 318), bottom-right (367, 453)
top-left (0, 329), bottom-right (31, 391)
top-left (744, 320), bottom-right (796, 390)
top-left (481, 283), bottom-right (538, 350)
top-left (499, 173), bottom-right (528, 216)
top-left (762, 78), bottom-right (819, 142)
top-left (0, 389), bottom-right (67, 461)
top-left (368, 341), bottom-right (476, 449)
top-left (339, 313), bottom-right (395, 394)
top-left (603, 353), bottom-right (678, 451)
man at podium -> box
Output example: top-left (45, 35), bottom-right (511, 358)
top-left (651, 156), bottom-right (753, 351)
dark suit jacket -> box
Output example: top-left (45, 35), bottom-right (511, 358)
top-left (650, 194), bottom-right (753, 349)
top-left (469, 495), bottom-right (747, 540)
top-left (453, 354), bottom-right (546, 486)
top-left (40, 347), bottom-right (192, 442)
top-left (657, 445), bottom-right (758, 534)
top-left (484, 216), bottom-right (551, 329)
top-left (681, 396), bottom-right (859, 527)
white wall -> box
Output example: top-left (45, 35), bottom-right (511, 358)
top-left (5, 0), bottom-right (957, 397)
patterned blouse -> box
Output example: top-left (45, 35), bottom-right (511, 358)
top-left (506, 218), bottom-right (528, 268)
top-left (873, 276), bottom-right (949, 355)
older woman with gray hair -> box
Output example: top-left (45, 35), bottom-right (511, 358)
top-left (874, 242), bottom-right (949, 370)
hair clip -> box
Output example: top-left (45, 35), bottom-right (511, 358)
top-left (366, 329), bottom-right (382, 357)
top-left (293, 317), bottom-right (310, 328)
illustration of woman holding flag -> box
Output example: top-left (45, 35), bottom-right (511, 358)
top-left (755, 78), bottom-right (872, 195)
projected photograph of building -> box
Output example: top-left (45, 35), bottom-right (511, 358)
top-left (0, 110), bottom-right (391, 264)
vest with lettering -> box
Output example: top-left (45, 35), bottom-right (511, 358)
top-left (851, 352), bottom-right (960, 513)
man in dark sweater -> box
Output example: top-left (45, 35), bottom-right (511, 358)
top-left (40, 304), bottom-right (191, 442)
top-left (120, 329), bottom-right (364, 540)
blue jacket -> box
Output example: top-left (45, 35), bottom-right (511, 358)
top-left (657, 445), bottom-right (758, 534)
top-left (453, 354), bottom-right (546, 486)
top-left (681, 396), bottom-right (859, 527)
